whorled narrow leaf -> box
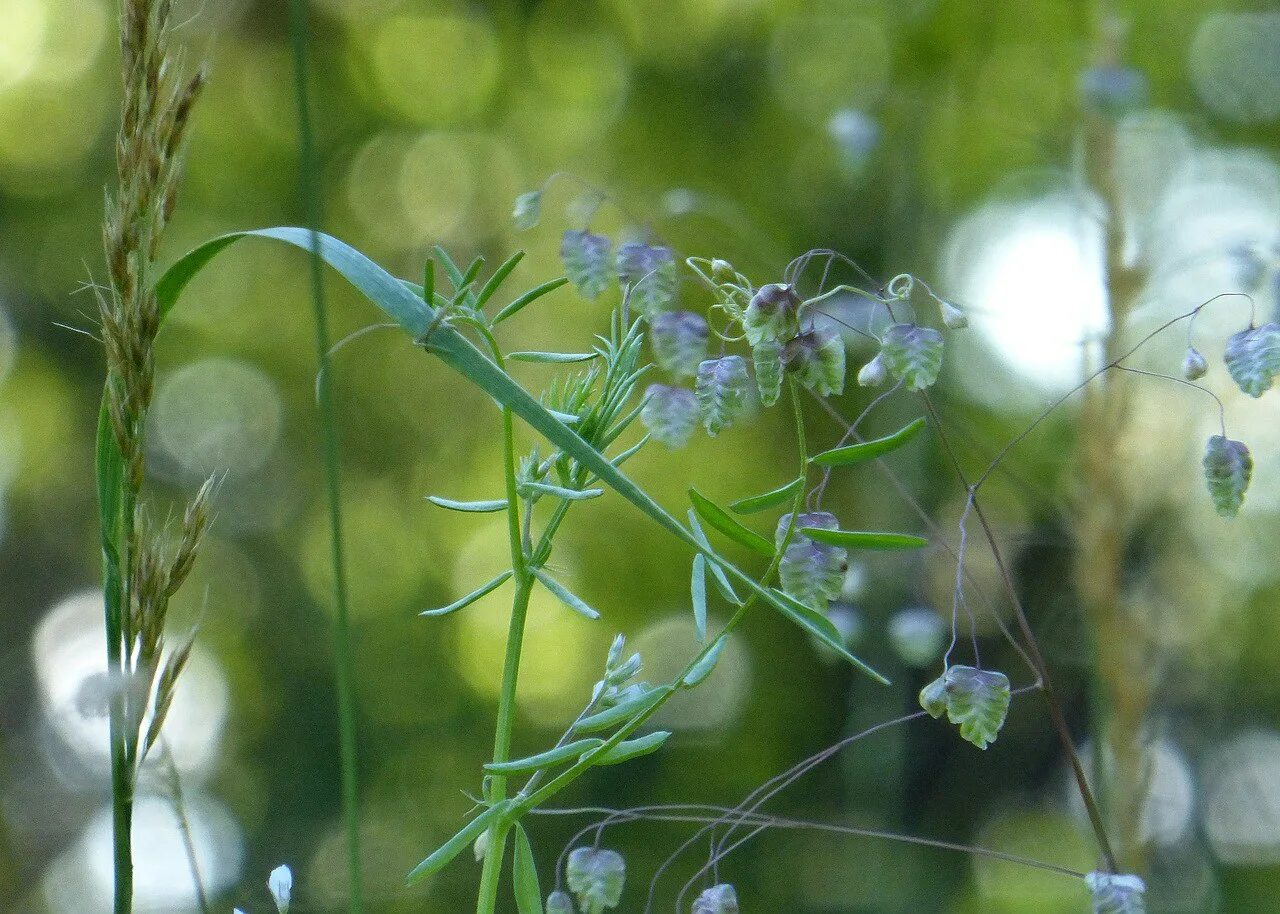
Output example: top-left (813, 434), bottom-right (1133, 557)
top-left (752, 336), bottom-right (784, 407)
top-left (743, 283), bottom-right (801, 347)
top-left (641, 384), bottom-right (699, 448)
top-left (810, 417), bottom-right (927, 468)
top-left (586, 730), bottom-right (671, 765)
top-left (730, 476), bottom-right (805, 515)
top-left (422, 570), bottom-right (514, 617)
top-left (1223, 322), bottom-right (1280, 397)
top-left (576, 686), bottom-right (669, 732)
top-left (695, 356), bottom-right (750, 436)
top-left (880, 323), bottom-right (944, 390)
top-left (693, 883), bottom-right (740, 914)
top-left (784, 328), bottom-right (846, 397)
top-left (918, 665), bottom-right (1011, 750)
top-left (690, 488), bottom-right (775, 557)
top-left (566, 847), bottom-right (625, 914)
top-left (533, 569), bottom-right (601, 620)
top-left (682, 633), bottom-right (727, 688)
top-left (1085, 872), bottom-right (1147, 914)
top-left (691, 553), bottom-right (708, 641)
top-left (649, 311), bottom-right (708, 378)
top-left (426, 495), bottom-right (509, 513)
top-left (1203, 434), bottom-right (1252, 517)
top-left (617, 242), bottom-right (678, 318)
top-left (799, 527), bottom-right (928, 551)
top-left (513, 825), bottom-right (544, 914)
top-left (777, 512), bottom-right (847, 612)
top-left (483, 739), bottom-right (606, 774)
top-left (406, 801), bottom-right (512, 884)
top-left (561, 230), bottom-right (613, 299)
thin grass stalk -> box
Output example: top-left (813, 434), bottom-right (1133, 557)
top-left (286, 1), bottom-right (364, 908)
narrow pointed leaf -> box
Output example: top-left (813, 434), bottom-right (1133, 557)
top-left (493, 277), bottom-right (570, 325)
top-left (729, 476), bottom-right (805, 514)
top-left (476, 251), bottom-right (525, 308)
top-left (691, 553), bottom-right (708, 641)
top-left (810, 417), bottom-right (927, 467)
top-left (799, 528), bottom-right (928, 550)
top-left (587, 730), bottom-right (671, 766)
top-left (427, 495), bottom-right (509, 513)
top-left (533, 569), bottom-right (601, 620)
top-left (576, 686), bottom-right (669, 732)
top-left (520, 482), bottom-right (603, 501)
top-left (689, 489), bottom-right (774, 557)
top-left (688, 510), bottom-right (740, 605)
top-left (682, 633), bottom-right (727, 688)
top-left (484, 739), bottom-right (607, 775)
top-left (509, 351), bottom-right (600, 363)
top-left (765, 587), bottom-right (890, 685)
top-left (513, 825), bottom-right (544, 914)
top-left (407, 801), bottom-right (511, 884)
top-left (422, 570), bottom-right (514, 617)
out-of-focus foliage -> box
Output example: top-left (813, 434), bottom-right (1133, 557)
top-left (1, 0), bottom-right (1280, 912)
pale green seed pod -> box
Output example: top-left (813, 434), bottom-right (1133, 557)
top-left (547, 889), bottom-right (576, 914)
top-left (880, 323), bottom-right (944, 390)
top-left (753, 337), bottom-right (784, 407)
top-left (1181, 346), bottom-right (1207, 381)
top-left (857, 352), bottom-right (888, 387)
top-left (784, 329), bottom-right (846, 397)
top-left (696, 356), bottom-right (750, 436)
top-left (512, 190), bottom-right (543, 230)
top-left (693, 883), bottom-right (740, 914)
top-left (566, 847), bottom-right (626, 914)
top-left (1085, 872), bottom-right (1147, 914)
top-left (617, 242), bottom-right (678, 318)
top-left (776, 512), bottom-right (848, 613)
top-left (562, 230), bottom-right (613, 300)
top-left (650, 311), bottom-right (709, 378)
top-left (918, 665), bottom-right (1011, 750)
top-left (642, 384), bottom-right (700, 448)
top-left (1203, 435), bottom-right (1252, 517)
top-left (939, 299), bottom-right (969, 329)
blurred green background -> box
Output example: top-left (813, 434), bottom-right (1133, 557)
top-left (2, 0), bottom-right (1280, 911)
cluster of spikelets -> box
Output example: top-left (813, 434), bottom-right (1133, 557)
top-left (98, 0), bottom-right (213, 772)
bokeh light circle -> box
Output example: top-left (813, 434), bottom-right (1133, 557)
top-left (1203, 729), bottom-right (1280, 865)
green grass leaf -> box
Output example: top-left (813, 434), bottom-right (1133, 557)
top-left (513, 825), bottom-right (544, 914)
top-left (729, 476), bottom-right (806, 514)
top-left (406, 801), bottom-right (511, 885)
top-left (519, 482), bottom-right (603, 501)
top-left (422, 571), bottom-right (513, 618)
top-left (682, 633), bottom-right (727, 688)
top-left (798, 527), bottom-right (928, 550)
top-left (810, 417), bottom-right (927, 467)
top-left (689, 488), bottom-right (774, 557)
top-left (765, 587), bottom-right (889, 685)
top-left (484, 739), bottom-right (605, 775)
top-left (476, 251), bottom-right (525, 310)
top-left (492, 277), bottom-right (570, 325)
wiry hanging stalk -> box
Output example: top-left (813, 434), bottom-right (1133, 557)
top-left (97, 1), bottom-right (208, 911)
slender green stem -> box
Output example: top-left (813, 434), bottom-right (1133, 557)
top-left (477, 387), bottom-right (533, 914)
top-left (287, 2), bottom-right (363, 908)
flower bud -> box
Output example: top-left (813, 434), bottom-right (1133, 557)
top-left (606, 634), bottom-right (626, 669)
top-left (711, 259), bottom-right (735, 283)
top-left (650, 311), bottom-right (709, 378)
top-left (547, 890), bottom-right (577, 914)
top-left (939, 299), bottom-right (969, 329)
top-left (1181, 346), bottom-right (1208, 380)
top-left (857, 352), bottom-right (888, 387)
top-left (566, 847), bottom-right (626, 914)
top-left (512, 190), bottom-right (543, 230)
top-left (743, 283), bottom-right (801, 346)
top-left (473, 829), bottom-right (491, 862)
top-left (268, 864), bottom-right (293, 914)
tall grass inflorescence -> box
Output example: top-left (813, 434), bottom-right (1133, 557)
top-left (96, 1), bottom-right (208, 911)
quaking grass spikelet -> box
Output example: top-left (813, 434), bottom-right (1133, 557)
top-left (97, 1), bottom-right (209, 910)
